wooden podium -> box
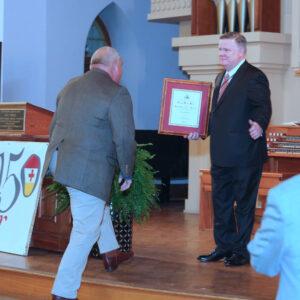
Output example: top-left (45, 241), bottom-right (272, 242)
top-left (0, 102), bottom-right (53, 140)
top-left (0, 102), bottom-right (72, 252)
top-left (32, 177), bottom-right (72, 252)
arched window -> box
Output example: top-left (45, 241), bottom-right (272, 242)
top-left (84, 16), bottom-right (111, 72)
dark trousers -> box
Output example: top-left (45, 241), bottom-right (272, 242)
top-left (211, 164), bottom-right (263, 258)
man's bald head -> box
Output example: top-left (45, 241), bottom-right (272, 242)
top-left (90, 47), bottom-right (123, 83)
top-left (90, 46), bottom-right (121, 67)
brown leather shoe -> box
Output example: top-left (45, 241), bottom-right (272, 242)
top-left (102, 249), bottom-right (134, 272)
top-left (52, 295), bottom-right (78, 300)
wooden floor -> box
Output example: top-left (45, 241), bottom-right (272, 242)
top-left (0, 202), bottom-right (278, 300)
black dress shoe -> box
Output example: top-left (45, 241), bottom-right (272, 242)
top-left (197, 250), bottom-right (232, 262)
top-left (224, 253), bottom-right (250, 267)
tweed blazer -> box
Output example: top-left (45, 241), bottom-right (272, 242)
top-left (42, 68), bottom-right (136, 202)
top-left (208, 61), bottom-right (272, 167)
top-left (248, 175), bottom-right (300, 300)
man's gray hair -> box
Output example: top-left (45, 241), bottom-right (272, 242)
top-left (90, 46), bottom-right (121, 66)
top-left (220, 32), bottom-right (247, 53)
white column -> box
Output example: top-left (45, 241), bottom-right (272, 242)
top-left (184, 138), bottom-right (210, 214)
top-left (291, 0), bottom-right (300, 68)
top-left (184, 73), bottom-right (217, 214)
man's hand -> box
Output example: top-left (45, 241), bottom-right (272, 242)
top-left (183, 132), bottom-right (200, 140)
top-left (248, 119), bottom-right (262, 140)
top-left (120, 179), bottom-right (132, 191)
top-left (118, 174), bottom-right (132, 191)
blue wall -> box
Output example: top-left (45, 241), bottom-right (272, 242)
top-left (2, 0), bottom-right (47, 106)
top-left (2, 0), bottom-right (186, 130)
top-left (0, 0), bottom-right (3, 42)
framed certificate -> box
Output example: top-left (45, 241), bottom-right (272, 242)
top-left (158, 78), bottom-right (212, 138)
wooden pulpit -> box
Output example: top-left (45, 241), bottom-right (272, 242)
top-left (0, 102), bottom-right (72, 252)
top-left (0, 102), bottom-right (53, 140)
top-left (32, 177), bottom-right (72, 252)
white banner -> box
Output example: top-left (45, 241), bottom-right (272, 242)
top-left (0, 141), bottom-right (48, 255)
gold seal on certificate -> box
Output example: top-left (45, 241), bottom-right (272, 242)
top-left (159, 78), bottom-right (212, 138)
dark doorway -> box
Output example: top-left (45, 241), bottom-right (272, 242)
top-left (84, 16), bottom-right (111, 72)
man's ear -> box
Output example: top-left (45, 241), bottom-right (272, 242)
top-left (239, 47), bottom-right (246, 57)
top-left (110, 62), bottom-right (119, 83)
top-left (112, 62), bottom-right (118, 74)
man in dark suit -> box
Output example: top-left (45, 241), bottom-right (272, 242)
top-left (188, 32), bottom-right (272, 266)
top-left (42, 46), bottom-right (136, 300)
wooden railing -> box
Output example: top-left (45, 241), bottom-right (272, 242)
top-left (199, 170), bottom-right (283, 230)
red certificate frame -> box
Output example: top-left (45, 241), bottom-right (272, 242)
top-left (158, 78), bottom-right (212, 138)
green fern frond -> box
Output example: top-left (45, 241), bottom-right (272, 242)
top-left (45, 144), bottom-right (159, 223)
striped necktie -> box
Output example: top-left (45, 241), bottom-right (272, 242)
top-left (217, 73), bottom-right (230, 102)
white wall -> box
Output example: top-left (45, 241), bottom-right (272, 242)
top-left (2, 0), bottom-right (186, 130)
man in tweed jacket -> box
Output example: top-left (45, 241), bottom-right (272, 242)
top-left (43, 47), bottom-right (136, 300)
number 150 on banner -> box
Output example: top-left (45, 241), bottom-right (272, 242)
top-left (0, 141), bottom-right (48, 256)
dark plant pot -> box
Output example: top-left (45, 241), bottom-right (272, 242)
top-left (90, 210), bottom-right (133, 258)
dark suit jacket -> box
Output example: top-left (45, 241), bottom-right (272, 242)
top-left (208, 61), bottom-right (272, 167)
top-left (42, 68), bottom-right (136, 202)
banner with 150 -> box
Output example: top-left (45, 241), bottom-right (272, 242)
top-left (0, 141), bottom-right (48, 255)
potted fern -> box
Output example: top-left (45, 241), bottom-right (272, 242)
top-left (46, 143), bottom-right (159, 253)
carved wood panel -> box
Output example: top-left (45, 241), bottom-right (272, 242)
top-left (191, 0), bottom-right (217, 36)
top-left (30, 177), bottom-right (72, 252)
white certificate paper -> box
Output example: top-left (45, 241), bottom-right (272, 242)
top-left (168, 89), bottom-right (202, 128)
